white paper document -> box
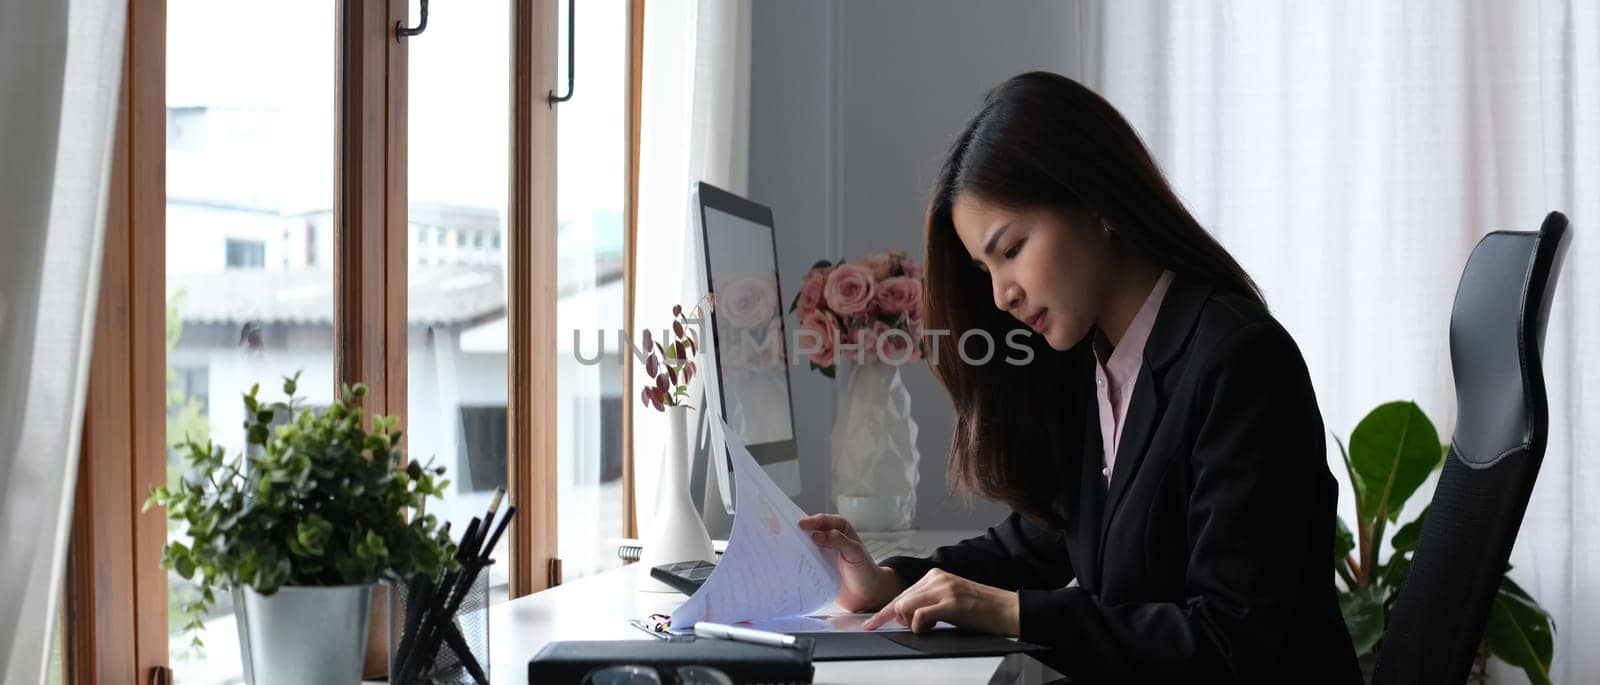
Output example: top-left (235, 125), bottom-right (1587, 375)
top-left (668, 420), bottom-right (842, 629)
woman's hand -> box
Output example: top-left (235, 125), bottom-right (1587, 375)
top-left (798, 513), bottom-right (904, 613)
top-left (862, 568), bottom-right (1020, 636)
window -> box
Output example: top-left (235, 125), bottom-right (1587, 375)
top-left (555, 0), bottom-right (629, 582)
top-left (407, 0), bottom-right (513, 594)
top-left (222, 238), bottom-right (265, 269)
top-left (77, 0), bottom-right (610, 678)
top-left (165, 0), bottom-right (335, 680)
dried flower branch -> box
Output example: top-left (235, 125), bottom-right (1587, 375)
top-left (639, 294), bottom-right (715, 412)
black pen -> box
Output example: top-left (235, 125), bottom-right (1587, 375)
top-left (411, 507), bottom-right (513, 683)
top-left (407, 505), bottom-right (513, 684)
top-left (397, 517), bottom-right (480, 683)
top-left (393, 521), bottom-right (451, 680)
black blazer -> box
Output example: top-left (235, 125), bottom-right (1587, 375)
top-left (883, 276), bottom-right (1362, 683)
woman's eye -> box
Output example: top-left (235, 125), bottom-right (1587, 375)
top-left (1003, 241), bottom-right (1024, 259)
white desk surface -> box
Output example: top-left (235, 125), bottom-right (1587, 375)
top-left (487, 529), bottom-right (1065, 684)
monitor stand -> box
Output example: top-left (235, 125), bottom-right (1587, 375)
top-left (688, 394), bottom-right (735, 539)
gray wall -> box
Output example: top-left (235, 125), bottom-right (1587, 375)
top-left (748, 0), bottom-right (1085, 530)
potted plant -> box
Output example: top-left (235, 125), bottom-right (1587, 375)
top-left (1334, 401), bottom-right (1555, 683)
top-left (792, 250), bottom-right (926, 532)
top-left (634, 297), bottom-right (719, 592)
top-left (146, 373), bottom-right (456, 685)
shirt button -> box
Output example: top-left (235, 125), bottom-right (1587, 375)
top-left (1101, 466), bottom-right (1112, 477)
top-left (1096, 378), bottom-right (1105, 387)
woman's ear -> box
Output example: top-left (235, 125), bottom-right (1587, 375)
top-left (1064, 205), bottom-right (1111, 240)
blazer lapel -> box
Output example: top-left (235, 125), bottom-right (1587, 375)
top-left (1074, 394), bottom-right (1107, 592)
top-left (1096, 276), bottom-right (1213, 562)
top-left (1099, 364), bottom-right (1162, 536)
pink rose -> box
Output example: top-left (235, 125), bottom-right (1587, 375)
top-left (875, 276), bottom-right (922, 319)
top-left (853, 252), bottom-right (894, 280)
top-left (795, 268), bottom-right (828, 318)
top-left (875, 323), bottom-right (921, 365)
top-left (720, 276), bottom-right (778, 329)
top-left (824, 264), bottom-right (877, 316)
top-left (799, 311), bottom-right (840, 368)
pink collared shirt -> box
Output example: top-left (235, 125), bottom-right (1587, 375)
top-left (1094, 270), bottom-right (1174, 484)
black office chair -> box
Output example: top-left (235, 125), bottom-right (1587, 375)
top-left (1372, 211), bottom-right (1572, 684)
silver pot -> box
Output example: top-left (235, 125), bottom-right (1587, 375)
top-left (234, 584), bottom-right (373, 685)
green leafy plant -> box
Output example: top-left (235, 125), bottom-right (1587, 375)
top-left (1335, 401), bottom-right (1555, 683)
top-left (145, 373), bottom-right (457, 646)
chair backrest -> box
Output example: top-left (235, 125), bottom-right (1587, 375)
top-left (1373, 211), bottom-right (1571, 684)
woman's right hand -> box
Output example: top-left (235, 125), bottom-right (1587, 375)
top-left (798, 513), bottom-right (905, 613)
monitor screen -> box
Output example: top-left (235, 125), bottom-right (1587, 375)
top-left (694, 182), bottom-right (801, 497)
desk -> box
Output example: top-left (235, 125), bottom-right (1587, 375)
top-left (488, 530), bottom-right (1067, 684)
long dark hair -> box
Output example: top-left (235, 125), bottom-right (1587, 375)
top-left (925, 71), bottom-right (1263, 530)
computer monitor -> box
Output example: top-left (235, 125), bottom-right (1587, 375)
top-left (690, 181), bottom-right (802, 514)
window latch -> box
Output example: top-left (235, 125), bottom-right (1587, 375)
top-left (549, 0), bottom-right (576, 104)
top-left (396, 0), bottom-right (428, 41)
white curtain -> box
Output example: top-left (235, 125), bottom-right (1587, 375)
top-left (630, 0), bottom-right (751, 526)
top-left (0, 0), bottom-right (127, 682)
top-left (1074, 1), bottom-right (1598, 680)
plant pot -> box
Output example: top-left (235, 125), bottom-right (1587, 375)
top-left (638, 404), bottom-right (716, 592)
top-left (830, 362), bottom-right (919, 532)
top-left (235, 583), bottom-right (373, 685)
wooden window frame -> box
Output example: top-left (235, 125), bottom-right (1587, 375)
top-left (335, 2), bottom-right (410, 674)
top-left (622, 0), bottom-right (645, 541)
top-left (510, 0), bottom-right (560, 597)
top-left (65, 2), bottom-right (166, 682)
top-left (62, 0), bottom-right (621, 680)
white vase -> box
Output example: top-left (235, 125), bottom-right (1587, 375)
top-left (637, 404), bottom-right (716, 592)
top-left (830, 362), bottom-right (920, 532)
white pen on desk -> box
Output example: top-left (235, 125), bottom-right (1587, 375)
top-left (693, 621), bottom-right (798, 649)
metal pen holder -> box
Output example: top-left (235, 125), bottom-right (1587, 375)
top-left (388, 560), bottom-right (493, 685)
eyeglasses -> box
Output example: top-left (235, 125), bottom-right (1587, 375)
top-left (582, 664), bottom-right (735, 685)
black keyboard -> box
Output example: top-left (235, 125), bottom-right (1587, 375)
top-left (649, 560), bottom-right (717, 595)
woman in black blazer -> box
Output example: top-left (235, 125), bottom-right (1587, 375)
top-left (799, 72), bottom-right (1362, 682)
